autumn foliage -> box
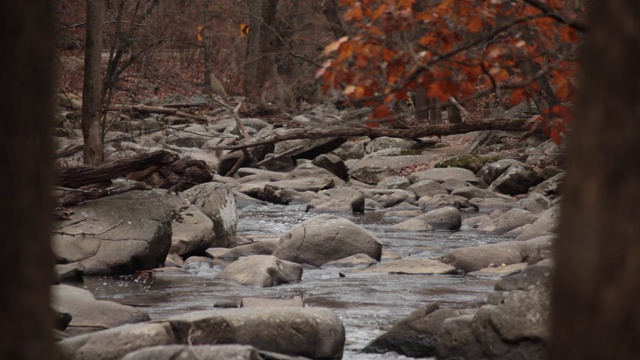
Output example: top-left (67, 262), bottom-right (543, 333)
top-left (318, 0), bottom-right (586, 141)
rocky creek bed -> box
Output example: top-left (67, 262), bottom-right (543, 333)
top-left (52, 103), bottom-right (561, 359)
top-left (80, 204), bottom-right (505, 359)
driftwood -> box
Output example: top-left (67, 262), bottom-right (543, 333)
top-left (57, 150), bottom-right (179, 188)
top-left (108, 104), bottom-right (211, 123)
top-left (211, 118), bottom-right (533, 152)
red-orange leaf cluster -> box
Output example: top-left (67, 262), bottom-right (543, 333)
top-left (319, 0), bottom-right (585, 140)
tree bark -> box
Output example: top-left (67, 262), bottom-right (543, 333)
top-left (321, 0), bottom-right (347, 39)
top-left (550, 0), bottom-right (640, 359)
top-left (0, 1), bottom-right (57, 358)
top-left (82, 0), bottom-right (105, 164)
top-left (242, 0), bottom-right (279, 100)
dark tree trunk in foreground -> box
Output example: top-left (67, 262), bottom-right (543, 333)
top-left (0, 1), bottom-right (56, 359)
top-left (551, 1), bottom-right (640, 359)
top-left (82, 0), bottom-right (105, 164)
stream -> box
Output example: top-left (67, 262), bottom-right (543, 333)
top-left (80, 203), bottom-right (507, 359)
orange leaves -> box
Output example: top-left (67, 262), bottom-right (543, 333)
top-left (344, 2), bottom-right (364, 22)
top-left (467, 16), bottom-right (483, 33)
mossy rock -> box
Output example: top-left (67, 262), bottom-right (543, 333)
top-left (435, 155), bottom-right (501, 173)
top-left (539, 166), bottom-right (563, 180)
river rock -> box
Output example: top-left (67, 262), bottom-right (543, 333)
top-left (165, 124), bottom-right (211, 147)
top-left (514, 192), bottom-right (552, 214)
top-left (408, 167), bottom-right (479, 184)
top-left (477, 159), bottom-right (521, 186)
top-left (307, 187), bottom-right (365, 213)
top-left (312, 154), bottom-right (349, 181)
top-left (531, 172), bottom-right (564, 197)
top-left (492, 208), bottom-right (538, 234)
top-left (51, 285), bottom-right (150, 337)
top-left (365, 136), bottom-right (418, 153)
top-left (220, 239), bottom-right (279, 259)
top-left (52, 191), bottom-right (173, 275)
top-left (182, 182), bottom-right (238, 247)
top-left (59, 323), bottom-right (176, 360)
top-left (376, 175), bottom-right (411, 190)
top-left (418, 194), bottom-right (472, 211)
top-left (516, 205), bottom-right (560, 240)
top-left (241, 296), bottom-right (304, 308)
top-left (273, 215), bottom-right (383, 267)
top-left (322, 254), bottom-right (379, 268)
top-left (55, 263), bottom-right (85, 283)
top-left (215, 255), bottom-right (303, 287)
top-left (363, 303), bottom-right (471, 357)
top-left (489, 163), bottom-right (540, 195)
top-left (353, 258), bottom-right (457, 275)
top-left (392, 206), bottom-right (462, 231)
top-left (283, 162), bottom-right (346, 186)
top-left (468, 262), bottom-right (528, 276)
top-left (348, 154), bottom-right (438, 184)
top-left (450, 186), bottom-right (504, 200)
top-left (439, 241), bottom-right (542, 273)
top-left (121, 344), bottom-right (307, 360)
top-left (362, 188), bottom-right (416, 208)
top-left (167, 308), bottom-right (345, 359)
top-left (169, 204), bottom-right (215, 257)
top-left (469, 197), bottom-right (517, 213)
top-left (407, 180), bottom-right (448, 198)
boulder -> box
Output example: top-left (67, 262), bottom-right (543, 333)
top-left (220, 239), bottom-right (279, 259)
top-left (182, 182), bottom-right (238, 247)
top-left (418, 194), bottom-right (472, 211)
top-left (451, 186), bottom-right (505, 200)
top-left (515, 192), bottom-right (552, 214)
top-left (392, 206), bottom-right (462, 231)
top-left (307, 187), bottom-right (365, 214)
top-left (215, 255), bottom-right (303, 287)
top-left (408, 167), bottom-right (479, 184)
top-left (489, 163), bottom-right (541, 195)
top-left (59, 323), bottom-right (176, 360)
top-left (169, 204), bottom-right (215, 257)
top-left (376, 175), bottom-right (411, 190)
top-left (273, 215), bottom-right (382, 267)
top-left (51, 285), bottom-right (150, 337)
top-left (407, 180), bottom-right (448, 198)
top-left (516, 206), bottom-right (560, 240)
top-left (322, 254), bottom-right (379, 268)
top-left (531, 172), bottom-right (564, 197)
top-left (165, 124), bottom-right (211, 147)
top-left (167, 308), bottom-right (345, 359)
top-left (364, 136), bottom-right (418, 153)
top-left (348, 155), bottom-right (439, 184)
top-left (492, 208), bottom-right (538, 235)
top-left (122, 344), bottom-right (307, 360)
top-left (477, 159), bottom-right (521, 186)
top-left (312, 154), bottom-right (349, 181)
top-left (362, 188), bottom-right (416, 208)
top-left (353, 258), bottom-right (457, 275)
top-left (55, 263), bottom-right (85, 283)
top-left (52, 191), bottom-right (173, 275)
top-left (439, 241), bottom-right (542, 272)
top-left (241, 296), bottom-right (304, 308)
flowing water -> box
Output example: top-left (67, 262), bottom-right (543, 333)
top-left (81, 204), bottom-right (507, 359)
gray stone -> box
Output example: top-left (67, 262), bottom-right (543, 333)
top-left (167, 308), bottom-right (345, 359)
top-left (52, 191), bottom-right (173, 275)
top-left (515, 192), bottom-right (552, 214)
top-left (477, 159), bottom-right (522, 186)
top-left (354, 258), bottom-right (457, 275)
top-left (408, 167), bottom-right (479, 184)
top-left (418, 194), bottom-right (472, 211)
top-left (531, 172), bottom-right (564, 197)
top-left (468, 263), bottom-right (528, 276)
top-left (492, 208), bottom-right (538, 235)
top-left (348, 155), bottom-right (439, 184)
top-left (59, 323), bottom-right (176, 360)
top-left (312, 154), bottom-right (349, 181)
top-left (273, 215), bottom-right (382, 267)
top-left (365, 136), bottom-right (418, 153)
top-left (55, 263), bottom-right (85, 283)
top-left (216, 255), bottom-right (303, 287)
top-left (241, 296), bottom-right (304, 308)
top-left (439, 241), bottom-right (542, 273)
top-left (451, 186), bottom-right (504, 200)
top-left (489, 163), bottom-right (540, 195)
top-left (392, 206), bottom-right (461, 231)
top-left (307, 187), bottom-right (365, 214)
top-left (122, 344), bottom-right (308, 360)
top-left (376, 175), bottom-right (411, 190)
top-left (182, 182), bottom-right (238, 247)
top-left (516, 206), bottom-right (560, 240)
top-left (407, 180), bottom-right (448, 198)
top-left (322, 254), bottom-right (379, 268)
top-left (170, 204), bottom-right (215, 257)
top-left (51, 285), bottom-right (150, 337)
top-left (221, 239), bottom-right (280, 259)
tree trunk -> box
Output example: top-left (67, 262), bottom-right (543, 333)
top-left (82, 0), bottom-right (105, 164)
top-left (321, 0), bottom-right (347, 39)
top-left (550, 1), bottom-right (640, 359)
top-left (203, 0), bottom-right (213, 92)
top-left (256, 0), bottom-right (279, 94)
top-left (0, 1), bottom-right (57, 359)
top-left (243, 0), bottom-right (263, 98)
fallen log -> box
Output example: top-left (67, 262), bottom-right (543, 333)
top-left (107, 104), bottom-right (211, 123)
top-left (57, 181), bottom-right (150, 206)
top-left (210, 118), bottom-right (533, 151)
top-left (57, 150), bottom-right (179, 188)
